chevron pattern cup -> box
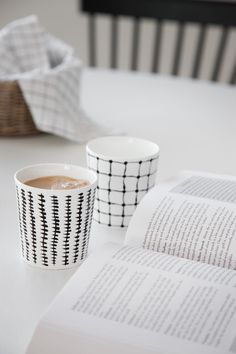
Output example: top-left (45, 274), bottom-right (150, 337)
top-left (14, 163), bottom-right (97, 269)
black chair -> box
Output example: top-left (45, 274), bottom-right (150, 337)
top-left (80, 0), bottom-right (236, 84)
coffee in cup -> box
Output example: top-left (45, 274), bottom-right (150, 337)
top-left (25, 175), bottom-right (90, 190)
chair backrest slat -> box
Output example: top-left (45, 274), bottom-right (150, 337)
top-left (172, 22), bottom-right (185, 76)
top-left (230, 60), bottom-right (236, 85)
top-left (211, 26), bottom-right (229, 82)
top-left (88, 13), bottom-right (96, 66)
top-left (131, 18), bottom-right (140, 71)
top-left (152, 21), bottom-right (162, 73)
top-left (110, 15), bottom-right (118, 69)
top-left (81, 0), bottom-right (236, 27)
top-left (192, 24), bottom-right (207, 79)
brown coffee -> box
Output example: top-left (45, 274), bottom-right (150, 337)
top-left (25, 175), bottom-right (90, 190)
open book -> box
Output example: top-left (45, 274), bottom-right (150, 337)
top-left (27, 171), bottom-right (236, 354)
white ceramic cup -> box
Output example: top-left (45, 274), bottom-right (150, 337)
top-left (86, 136), bottom-right (159, 227)
top-left (14, 163), bottom-right (97, 269)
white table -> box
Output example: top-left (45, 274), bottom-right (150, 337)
top-left (0, 68), bottom-right (236, 354)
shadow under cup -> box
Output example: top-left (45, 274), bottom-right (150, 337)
top-left (86, 136), bottom-right (160, 228)
top-left (14, 163), bottom-right (97, 269)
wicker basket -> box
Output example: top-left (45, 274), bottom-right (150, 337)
top-left (0, 80), bottom-right (39, 136)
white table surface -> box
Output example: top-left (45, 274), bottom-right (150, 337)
top-left (0, 68), bottom-right (236, 354)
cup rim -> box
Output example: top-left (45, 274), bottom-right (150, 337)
top-left (86, 136), bottom-right (160, 162)
top-left (14, 163), bottom-right (97, 193)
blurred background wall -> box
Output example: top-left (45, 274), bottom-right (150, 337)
top-left (1, 0), bottom-right (236, 83)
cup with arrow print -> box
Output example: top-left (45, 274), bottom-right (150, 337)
top-left (14, 163), bottom-right (97, 269)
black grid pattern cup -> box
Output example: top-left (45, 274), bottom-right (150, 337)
top-left (14, 163), bottom-right (97, 269)
top-left (86, 136), bottom-right (159, 227)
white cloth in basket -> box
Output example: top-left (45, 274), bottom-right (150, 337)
top-left (0, 15), bottom-right (106, 142)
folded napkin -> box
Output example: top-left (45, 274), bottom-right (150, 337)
top-left (0, 16), bottom-right (106, 142)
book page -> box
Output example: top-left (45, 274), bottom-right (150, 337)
top-left (27, 243), bottom-right (236, 354)
top-left (125, 171), bottom-right (236, 270)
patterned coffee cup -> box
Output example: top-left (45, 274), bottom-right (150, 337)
top-left (87, 136), bottom-right (159, 227)
top-left (14, 163), bottom-right (97, 269)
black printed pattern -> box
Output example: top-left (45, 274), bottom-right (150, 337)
top-left (28, 191), bottom-right (37, 263)
top-left (38, 193), bottom-right (49, 266)
top-left (16, 186), bottom-right (24, 258)
top-left (81, 189), bottom-right (91, 261)
top-left (63, 195), bottom-right (72, 266)
top-left (51, 195), bottom-right (60, 265)
top-left (87, 153), bottom-right (159, 227)
top-left (16, 186), bottom-right (96, 268)
top-left (84, 188), bottom-right (96, 260)
top-left (73, 193), bottom-right (84, 263)
top-left (21, 189), bottom-right (30, 261)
